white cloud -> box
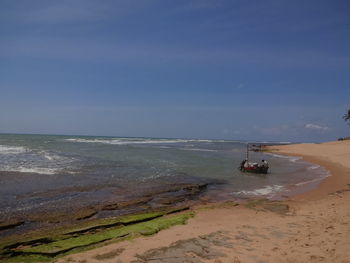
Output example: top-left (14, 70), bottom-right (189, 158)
top-left (304, 123), bottom-right (330, 131)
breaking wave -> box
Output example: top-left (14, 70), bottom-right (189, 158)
top-left (2, 166), bottom-right (58, 175)
top-left (233, 185), bottom-right (284, 197)
top-left (179, 148), bottom-right (218, 152)
top-left (0, 145), bottom-right (27, 155)
top-left (64, 138), bottom-right (215, 145)
top-left (294, 171), bottom-right (331, 186)
top-left (0, 146), bottom-right (76, 175)
top-left (265, 153), bottom-right (302, 163)
top-left (307, 165), bottom-right (321, 170)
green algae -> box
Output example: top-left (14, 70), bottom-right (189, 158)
top-left (23, 212), bottom-right (193, 255)
top-left (62, 206), bottom-right (189, 235)
top-left (0, 208), bottom-right (186, 251)
top-left (63, 211), bottom-right (165, 235)
top-left (0, 210), bottom-right (194, 263)
top-left (0, 209), bottom-right (180, 251)
top-left (23, 227), bottom-right (129, 254)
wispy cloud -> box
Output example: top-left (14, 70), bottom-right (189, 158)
top-left (304, 123), bottom-right (330, 131)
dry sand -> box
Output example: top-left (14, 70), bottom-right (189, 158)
top-left (55, 140), bottom-right (350, 263)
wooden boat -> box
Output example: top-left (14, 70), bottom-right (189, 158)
top-left (239, 144), bottom-right (269, 174)
top-left (240, 162), bottom-right (269, 174)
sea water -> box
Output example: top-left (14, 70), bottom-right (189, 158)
top-left (0, 134), bottom-right (329, 217)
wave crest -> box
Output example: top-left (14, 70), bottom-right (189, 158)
top-left (64, 138), bottom-right (215, 145)
top-left (233, 185), bottom-right (284, 197)
top-left (0, 145), bottom-right (27, 155)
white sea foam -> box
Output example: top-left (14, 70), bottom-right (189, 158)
top-left (40, 151), bottom-right (64, 161)
top-left (307, 165), bottom-right (321, 170)
top-left (65, 138), bottom-right (216, 145)
top-left (43, 152), bottom-right (54, 160)
top-left (294, 178), bottom-right (322, 187)
top-left (294, 171), bottom-right (331, 186)
top-left (233, 185), bottom-right (284, 196)
top-left (0, 145), bottom-right (26, 154)
top-left (247, 141), bottom-right (292, 144)
top-left (180, 148), bottom-right (218, 152)
top-left (0, 149), bottom-right (74, 175)
top-left (265, 153), bottom-right (301, 163)
top-left (2, 166), bottom-right (58, 175)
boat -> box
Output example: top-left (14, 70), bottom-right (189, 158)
top-left (239, 144), bottom-right (269, 174)
top-left (240, 162), bottom-right (269, 174)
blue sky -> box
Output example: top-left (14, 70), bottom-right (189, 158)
top-left (0, 0), bottom-right (349, 142)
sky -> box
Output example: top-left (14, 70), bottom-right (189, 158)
top-left (0, 0), bottom-right (349, 142)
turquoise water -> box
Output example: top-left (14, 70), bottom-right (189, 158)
top-left (0, 134), bottom-right (329, 217)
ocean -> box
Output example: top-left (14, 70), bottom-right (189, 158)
top-left (0, 134), bottom-right (329, 230)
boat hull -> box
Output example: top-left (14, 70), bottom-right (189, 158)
top-left (240, 166), bottom-right (269, 174)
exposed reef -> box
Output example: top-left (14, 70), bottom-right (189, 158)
top-left (0, 208), bottom-right (194, 263)
top-left (0, 181), bottom-right (209, 263)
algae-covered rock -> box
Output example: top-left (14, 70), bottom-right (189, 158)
top-left (27, 207), bottom-right (98, 223)
top-left (0, 209), bottom-right (194, 263)
top-left (102, 196), bottom-right (153, 211)
top-left (0, 219), bottom-right (24, 231)
top-left (20, 212), bottom-right (193, 256)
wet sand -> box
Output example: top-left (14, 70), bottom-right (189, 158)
top-left (54, 140), bottom-right (350, 263)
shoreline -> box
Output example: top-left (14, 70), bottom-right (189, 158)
top-left (266, 141), bottom-right (350, 201)
top-left (2, 140), bottom-right (350, 262)
top-left (54, 140), bottom-right (350, 263)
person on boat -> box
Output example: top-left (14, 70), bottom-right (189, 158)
top-left (261, 159), bottom-right (269, 167)
top-left (240, 159), bottom-right (247, 170)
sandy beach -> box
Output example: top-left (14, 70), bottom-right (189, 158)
top-left (51, 140), bottom-right (350, 263)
